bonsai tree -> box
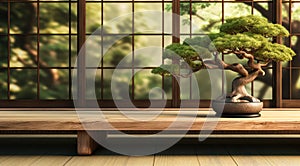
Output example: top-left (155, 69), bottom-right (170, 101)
top-left (152, 15), bottom-right (296, 103)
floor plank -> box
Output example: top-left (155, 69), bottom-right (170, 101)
top-left (154, 144), bottom-right (200, 166)
top-left (2, 137), bottom-right (300, 166)
top-left (66, 155), bottom-right (155, 166)
top-left (30, 156), bottom-right (72, 166)
top-left (0, 156), bottom-right (41, 166)
top-left (0, 156), bottom-right (12, 164)
top-left (0, 137), bottom-right (76, 166)
top-left (196, 144), bottom-right (237, 166)
top-left (66, 148), bottom-right (154, 166)
top-left (65, 156), bottom-right (123, 166)
top-left (126, 156), bottom-right (154, 166)
top-left (258, 144), bottom-right (300, 166)
top-left (226, 144), bottom-right (272, 166)
top-left (0, 138), bottom-right (42, 166)
top-left (263, 155), bottom-right (300, 166)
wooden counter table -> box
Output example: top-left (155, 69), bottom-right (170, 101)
top-left (0, 108), bottom-right (299, 155)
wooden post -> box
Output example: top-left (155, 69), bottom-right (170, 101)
top-left (273, 0), bottom-right (283, 108)
top-left (77, 0), bottom-right (86, 107)
top-left (172, 0), bottom-right (181, 107)
top-left (77, 131), bottom-right (98, 155)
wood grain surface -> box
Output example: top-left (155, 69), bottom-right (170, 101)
top-left (0, 108), bottom-right (300, 132)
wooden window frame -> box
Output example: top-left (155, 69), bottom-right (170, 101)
top-left (1, 0), bottom-right (300, 108)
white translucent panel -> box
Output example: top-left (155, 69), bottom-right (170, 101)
top-left (10, 35), bottom-right (37, 67)
top-left (134, 3), bottom-right (163, 33)
top-left (40, 35), bottom-right (69, 67)
top-left (40, 69), bottom-right (69, 99)
top-left (0, 69), bottom-right (8, 99)
top-left (10, 69), bottom-right (37, 99)
top-left (86, 3), bottom-right (101, 33)
top-left (102, 36), bottom-right (132, 67)
top-left (191, 3), bottom-right (222, 34)
top-left (224, 3), bottom-right (251, 19)
top-left (254, 69), bottom-right (272, 100)
top-left (103, 69), bottom-right (132, 99)
top-left (134, 69), bottom-right (163, 99)
top-left (103, 3), bottom-right (132, 34)
top-left (86, 69), bottom-right (101, 99)
top-left (134, 36), bottom-right (163, 67)
top-left (40, 3), bottom-right (69, 34)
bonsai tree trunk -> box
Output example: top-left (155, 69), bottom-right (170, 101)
top-left (209, 51), bottom-right (268, 103)
top-left (229, 70), bottom-right (261, 102)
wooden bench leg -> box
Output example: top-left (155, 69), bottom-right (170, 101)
top-left (77, 131), bottom-right (99, 155)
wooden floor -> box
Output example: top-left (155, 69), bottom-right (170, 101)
top-left (1, 137), bottom-right (300, 166)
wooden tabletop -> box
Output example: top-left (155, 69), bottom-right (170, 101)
top-left (0, 108), bottom-right (300, 132)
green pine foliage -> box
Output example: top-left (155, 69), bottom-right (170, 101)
top-left (151, 64), bottom-right (180, 76)
top-left (152, 41), bottom-right (213, 76)
top-left (152, 15), bottom-right (296, 76)
top-left (255, 43), bottom-right (296, 61)
top-left (163, 43), bottom-right (198, 59)
top-left (220, 15), bottom-right (289, 37)
top-left (215, 15), bottom-right (294, 61)
top-left (212, 33), bottom-right (262, 52)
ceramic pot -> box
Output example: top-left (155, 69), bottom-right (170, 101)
top-left (212, 100), bottom-right (263, 117)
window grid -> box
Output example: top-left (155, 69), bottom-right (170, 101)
top-left (1, 0), bottom-right (77, 102)
top-left (132, 0), bottom-right (135, 100)
top-left (0, 0), bottom-right (299, 107)
top-left (179, 0), bottom-right (274, 103)
top-left (85, 0), bottom-right (170, 102)
top-left (281, 0), bottom-right (300, 103)
top-left (37, 1), bottom-right (40, 99)
top-left (7, 2), bottom-right (11, 99)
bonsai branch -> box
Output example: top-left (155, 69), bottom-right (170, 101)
top-left (207, 51), bottom-right (270, 103)
top-left (154, 15), bottom-right (295, 104)
top-left (233, 50), bottom-right (268, 76)
top-left (204, 53), bottom-right (249, 77)
top-left (205, 55), bottom-right (262, 102)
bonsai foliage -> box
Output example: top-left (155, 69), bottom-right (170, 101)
top-left (152, 15), bottom-right (296, 102)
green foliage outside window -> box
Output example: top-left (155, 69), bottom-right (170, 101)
top-left (1, 2), bottom-right (300, 101)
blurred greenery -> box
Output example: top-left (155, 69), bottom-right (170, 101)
top-left (0, 2), bottom-right (76, 100)
top-left (0, 1), bottom-right (299, 101)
